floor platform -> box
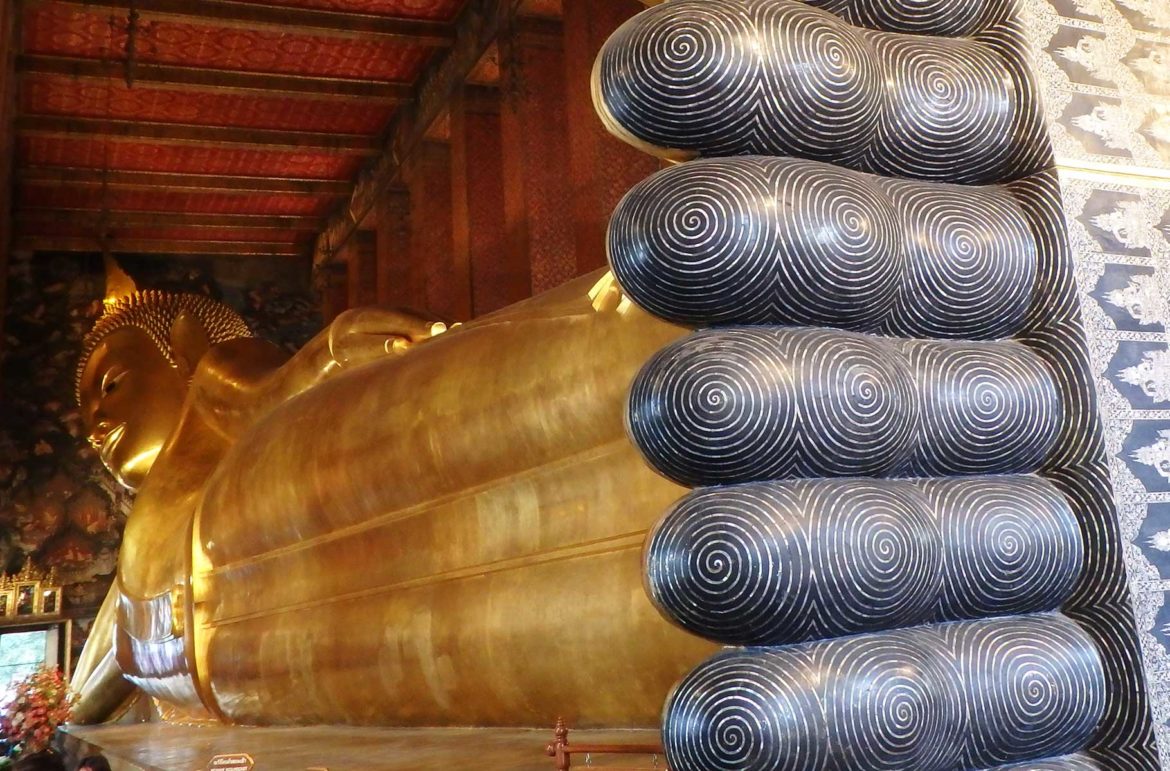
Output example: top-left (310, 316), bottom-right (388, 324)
top-left (60, 723), bottom-right (664, 771)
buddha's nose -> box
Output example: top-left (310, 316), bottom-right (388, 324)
top-left (89, 420), bottom-right (115, 448)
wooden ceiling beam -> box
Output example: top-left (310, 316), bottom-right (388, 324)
top-left (18, 167), bottom-right (351, 195)
top-left (16, 115), bottom-right (381, 154)
top-left (15, 235), bottom-right (306, 256)
top-left (314, 0), bottom-right (521, 265)
top-left (29, 0), bottom-right (456, 45)
top-left (16, 208), bottom-right (322, 231)
top-left (18, 54), bottom-right (412, 103)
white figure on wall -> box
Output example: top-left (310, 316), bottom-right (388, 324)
top-left (1105, 274), bottom-right (1170, 328)
top-left (1092, 198), bottom-right (1166, 252)
top-left (1147, 528), bottom-right (1170, 551)
top-left (1129, 46), bottom-right (1170, 93)
top-left (1114, 0), bottom-right (1170, 30)
top-left (1132, 429), bottom-right (1170, 482)
top-left (1070, 0), bottom-right (1112, 19)
top-left (1072, 101), bottom-right (1142, 151)
top-left (1056, 35), bottom-right (1115, 80)
top-left (1119, 349), bottom-right (1170, 402)
top-left (1145, 106), bottom-right (1170, 148)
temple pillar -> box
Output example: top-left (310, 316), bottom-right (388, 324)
top-left (498, 15), bottom-right (575, 295)
top-left (316, 262), bottom-right (349, 326)
top-left (561, 0), bottom-right (660, 274)
top-left (346, 230), bottom-right (378, 310)
top-left (404, 139), bottom-right (455, 318)
top-left (374, 188), bottom-right (411, 308)
top-left (451, 84), bottom-right (516, 317)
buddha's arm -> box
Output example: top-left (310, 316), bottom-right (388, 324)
top-left (190, 308), bottom-right (446, 438)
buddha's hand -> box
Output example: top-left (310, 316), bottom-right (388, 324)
top-left (326, 307), bottom-right (449, 370)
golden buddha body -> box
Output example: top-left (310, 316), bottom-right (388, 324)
top-left (71, 265), bottom-right (713, 727)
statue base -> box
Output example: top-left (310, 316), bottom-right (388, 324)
top-left (58, 722), bottom-right (661, 770)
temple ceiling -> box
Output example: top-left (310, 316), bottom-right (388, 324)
top-left (9, 0), bottom-right (470, 259)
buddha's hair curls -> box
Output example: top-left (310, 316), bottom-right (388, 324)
top-left (76, 290), bottom-right (253, 404)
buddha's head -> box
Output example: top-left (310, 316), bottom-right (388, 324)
top-left (76, 268), bottom-right (252, 491)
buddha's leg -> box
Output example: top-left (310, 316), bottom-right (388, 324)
top-left (188, 272), bottom-right (716, 726)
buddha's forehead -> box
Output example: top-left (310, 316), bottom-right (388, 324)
top-left (90, 326), bottom-right (158, 367)
top-left (79, 327), bottom-right (164, 396)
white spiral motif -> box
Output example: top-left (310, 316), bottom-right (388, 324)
top-left (646, 476), bottom-right (1082, 646)
top-left (594, 0), bottom-right (1049, 184)
top-left (988, 754), bottom-right (1102, 770)
top-left (663, 615), bottom-right (1105, 771)
top-left (804, 0), bottom-right (1013, 36)
top-left (899, 340), bottom-right (1061, 476)
top-left (603, 0), bottom-right (1157, 765)
top-left (608, 156), bottom-right (1037, 338)
top-left (943, 616), bottom-right (1107, 767)
top-left (628, 328), bottom-right (1060, 486)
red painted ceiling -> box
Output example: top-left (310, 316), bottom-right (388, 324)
top-left (20, 136), bottom-right (365, 178)
top-left (22, 74), bottom-right (396, 134)
top-left (15, 0), bottom-right (466, 256)
top-left (231, 0), bottom-right (463, 18)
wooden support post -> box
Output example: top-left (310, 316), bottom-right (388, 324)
top-left (498, 15), bottom-right (576, 296)
top-left (347, 230), bottom-right (378, 309)
top-left (375, 188), bottom-right (412, 307)
top-left (405, 140), bottom-right (455, 317)
top-left (561, 0), bottom-right (660, 275)
top-left (317, 263), bottom-right (350, 326)
top-left (450, 85), bottom-right (515, 317)
top-left (448, 90), bottom-right (475, 321)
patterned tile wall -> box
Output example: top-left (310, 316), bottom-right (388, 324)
top-left (1026, 0), bottom-right (1170, 762)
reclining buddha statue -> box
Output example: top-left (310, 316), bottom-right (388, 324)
top-left (70, 259), bottom-right (712, 726)
top-left (73, 0), bottom-right (1160, 767)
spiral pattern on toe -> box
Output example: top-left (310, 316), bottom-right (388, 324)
top-left (867, 35), bottom-right (1019, 182)
top-left (627, 328), bottom-right (801, 484)
top-left (594, 0), bottom-right (1049, 183)
top-left (663, 615), bottom-right (1104, 771)
top-left (803, 0), bottom-right (1014, 37)
top-left (645, 476), bottom-right (1082, 646)
top-left (664, 647), bottom-right (826, 771)
top-left (924, 477), bottom-right (1083, 620)
top-left (988, 754), bottom-right (1103, 770)
top-left (879, 179), bottom-right (1036, 339)
top-left (608, 157), bottom-right (901, 330)
top-left (943, 615), bottom-right (1107, 767)
top-left (900, 340), bottom-right (1061, 476)
top-left (821, 628), bottom-right (963, 770)
top-left (628, 328), bottom-right (1060, 486)
top-left (609, 157), bottom-right (1038, 337)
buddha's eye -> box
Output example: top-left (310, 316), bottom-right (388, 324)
top-left (101, 370), bottom-right (126, 396)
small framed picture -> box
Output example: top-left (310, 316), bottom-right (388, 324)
top-left (16, 583), bottom-right (36, 615)
top-left (0, 589), bottom-right (12, 617)
top-left (41, 589), bottom-right (59, 615)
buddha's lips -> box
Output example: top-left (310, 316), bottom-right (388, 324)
top-left (99, 424), bottom-right (125, 465)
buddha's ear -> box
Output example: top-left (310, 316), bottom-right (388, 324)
top-left (170, 310), bottom-right (211, 381)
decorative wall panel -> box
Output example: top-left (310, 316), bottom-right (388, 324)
top-left (1021, 0), bottom-right (1170, 764)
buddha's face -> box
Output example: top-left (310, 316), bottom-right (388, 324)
top-left (78, 327), bottom-right (187, 491)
